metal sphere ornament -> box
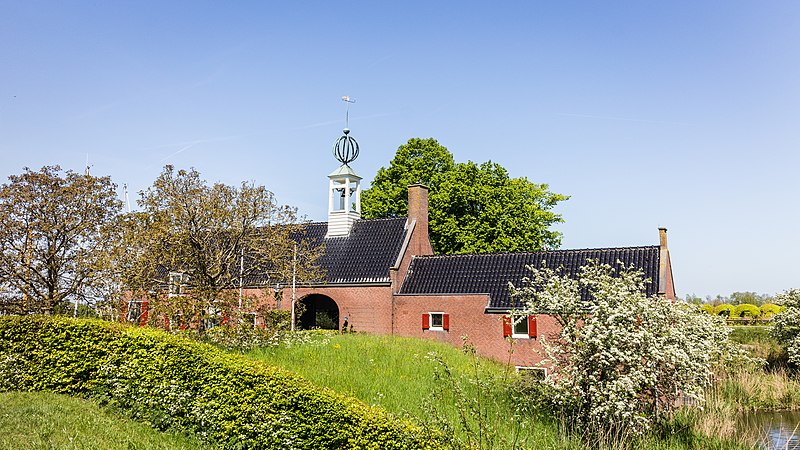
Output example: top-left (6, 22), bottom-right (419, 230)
top-left (332, 128), bottom-right (360, 166)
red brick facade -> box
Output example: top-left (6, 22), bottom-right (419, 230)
top-left (247, 184), bottom-right (676, 369)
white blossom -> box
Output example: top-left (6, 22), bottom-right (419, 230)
top-left (511, 260), bottom-right (739, 436)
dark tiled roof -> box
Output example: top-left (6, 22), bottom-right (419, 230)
top-left (300, 218), bottom-right (408, 284)
top-left (398, 246), bottom-right (661, 310)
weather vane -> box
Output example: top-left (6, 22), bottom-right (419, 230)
top-left (333, 96), bottom-right (359, 166)
top-left (341, 95), bottom-right (355, 129)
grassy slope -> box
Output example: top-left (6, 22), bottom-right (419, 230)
top-left (251, 333), bottom-right (560, 448)
top-left (0, 391), bottom-right (205, 450)
top-left (248, 332), bottom-right (746, 450)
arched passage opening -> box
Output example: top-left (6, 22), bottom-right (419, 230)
top-left (298, 294), bottom-right (340, 330)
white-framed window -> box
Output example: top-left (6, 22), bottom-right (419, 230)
top-left (516, 366), bottom-right (547, 380)
top-left (512, 315), bottom-right (529, 338)
top-left (168, 272), bottom-right (188, 298)
top-left (422, 312), bottom-right (449, 331)
top-left (503, 314), bottom-right (537, 339)
top-left (430, 312), bottom-right (444, 330)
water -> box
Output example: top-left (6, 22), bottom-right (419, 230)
top-left (739, 411), bottom-right (800, 449)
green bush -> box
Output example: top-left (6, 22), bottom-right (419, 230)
top-left (761, 303), bottom-right (784, 318)
top-left (700, 304), bottom-right (715, 315)
top-left (0, 316), bottom-right (440, 449)
top-left (713, 304), bottom-right (734, 316)
top-left (732, 303), bottom-right (761, 319)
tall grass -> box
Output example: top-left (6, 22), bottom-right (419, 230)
top-left (0, 391), bottom-right (205, 450)
top-left (249, 332), bottom-right (565, 449)
top-left (247, 332), bottom-right (749, 450)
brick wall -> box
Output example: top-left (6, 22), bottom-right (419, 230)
top-left (392, 293), bottom-right (561, 368)
top-left (250, 285), bottom-right (395, 334)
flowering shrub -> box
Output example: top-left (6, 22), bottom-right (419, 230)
top-left (771, 289), bottom-right (800, 364)
top-left (511, 261), bottom-right (739, 437)
top-left (0, 316), bottom-right (440, 449)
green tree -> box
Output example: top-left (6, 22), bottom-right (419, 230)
top-left (729, 291), bottom-right (773, 306)
top-left (362, 138), bottom-right (568, 254)
top-left (117, 166), bottom-right (321, 330)
top-left (0, 166), bottom-right (121, 315)
top-left (361, 138), bottom-right (455, 219)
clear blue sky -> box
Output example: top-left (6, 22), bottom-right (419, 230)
top-left (1, 1), bottom-right (798, 299)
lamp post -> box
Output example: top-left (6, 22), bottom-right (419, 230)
top-left (273, 283), bottom-right (282, 310)
top-left (290, 243), bottom-right (297, 331)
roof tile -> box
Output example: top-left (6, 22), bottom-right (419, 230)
top-left (399, 246), bottom-right (661, 309)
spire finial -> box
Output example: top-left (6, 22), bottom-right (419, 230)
top-left (333, 96), bottom-right (359, 165)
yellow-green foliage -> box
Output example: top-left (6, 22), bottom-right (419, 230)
top-left (0, 316), bottom-right (439, 449)
top-left (760, 303), bottom-right (784, 318)
top-left (732, 304), bottom-right (761, 318)
top-left (700, 304), bottom-right (715, 315)
top-left (713, 304), bottom-right (734, 316)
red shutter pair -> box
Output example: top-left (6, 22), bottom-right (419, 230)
top-left (421, 314), bottom-right (450, 331)
top-left (502, 315), bottom-right (538, 338)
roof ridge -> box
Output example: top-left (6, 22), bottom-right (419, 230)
top-left (355, 216), bottom-right (407, 223)
top-left (412, 245), bottom-right (660, 259)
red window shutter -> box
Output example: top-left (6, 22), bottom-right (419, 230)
top-left (443, 314), bottom-right (450, 331)
top-left (422, 313), bottom-right (430, 330)
top-left (140, 300), bottom-right (149, 326)
top-left (164, 317), bottom-right (170, 330)
top-left (528, 315), bottom-right (537, 338)
top-left (502, 315), bottom-right (512, 337)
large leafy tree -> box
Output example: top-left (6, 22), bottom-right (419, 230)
top-left (0, 166), bottom-right (121, 315)
top-left (117, 166), bottom-right (320, 329)
top-left (362, 138), bottom-right (568, 254)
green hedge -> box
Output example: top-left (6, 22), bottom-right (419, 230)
top-left (732, 303), bottom-right (761, 318)
top-left (713, 303), bottom-right (734, 316)
top-left (0, 316), bottom-right (440, 449)
top-left (761, 303), bottom-right (784, 318)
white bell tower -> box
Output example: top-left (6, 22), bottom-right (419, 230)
top-left (326, 128), bottom-right (361, 237)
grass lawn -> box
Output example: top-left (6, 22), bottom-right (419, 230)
top-left (251, 332), bottom-right (558, 448)
top-left (0, 391), bottom-right (206, 450)
top-left (247, 332), bottom-right (747, 450)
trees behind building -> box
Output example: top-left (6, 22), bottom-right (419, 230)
top-left (0, 165), bottom-right (320, 327)
top-left (361, 138), bottom-right (569, 254)
top-left (116, 166), bottom-right (321, 329)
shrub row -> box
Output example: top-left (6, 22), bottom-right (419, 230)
top-left (0, 316), bottom-right (441, 449)
top-left (700, 303), bottom-right (784, 319)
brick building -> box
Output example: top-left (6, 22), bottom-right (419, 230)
top-left (255, 130), bottom-right (676, 369)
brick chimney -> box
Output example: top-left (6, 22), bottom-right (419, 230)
top-left (657, 227), bottom-right (675, 300)
top-left (407, 184), bottom-right (433, 256)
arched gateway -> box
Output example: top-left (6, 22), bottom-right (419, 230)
top-left (298, 294), bottom-right (340, 330)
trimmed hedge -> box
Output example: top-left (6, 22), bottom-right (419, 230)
top-left (732, 303), bottom-right (761, 319)
top-left (713, 304), bottom-right (734, 316)
top-left (761, 303), bottom-right (784, 318)
top-left (0, 316), bottom-right (440, 449)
